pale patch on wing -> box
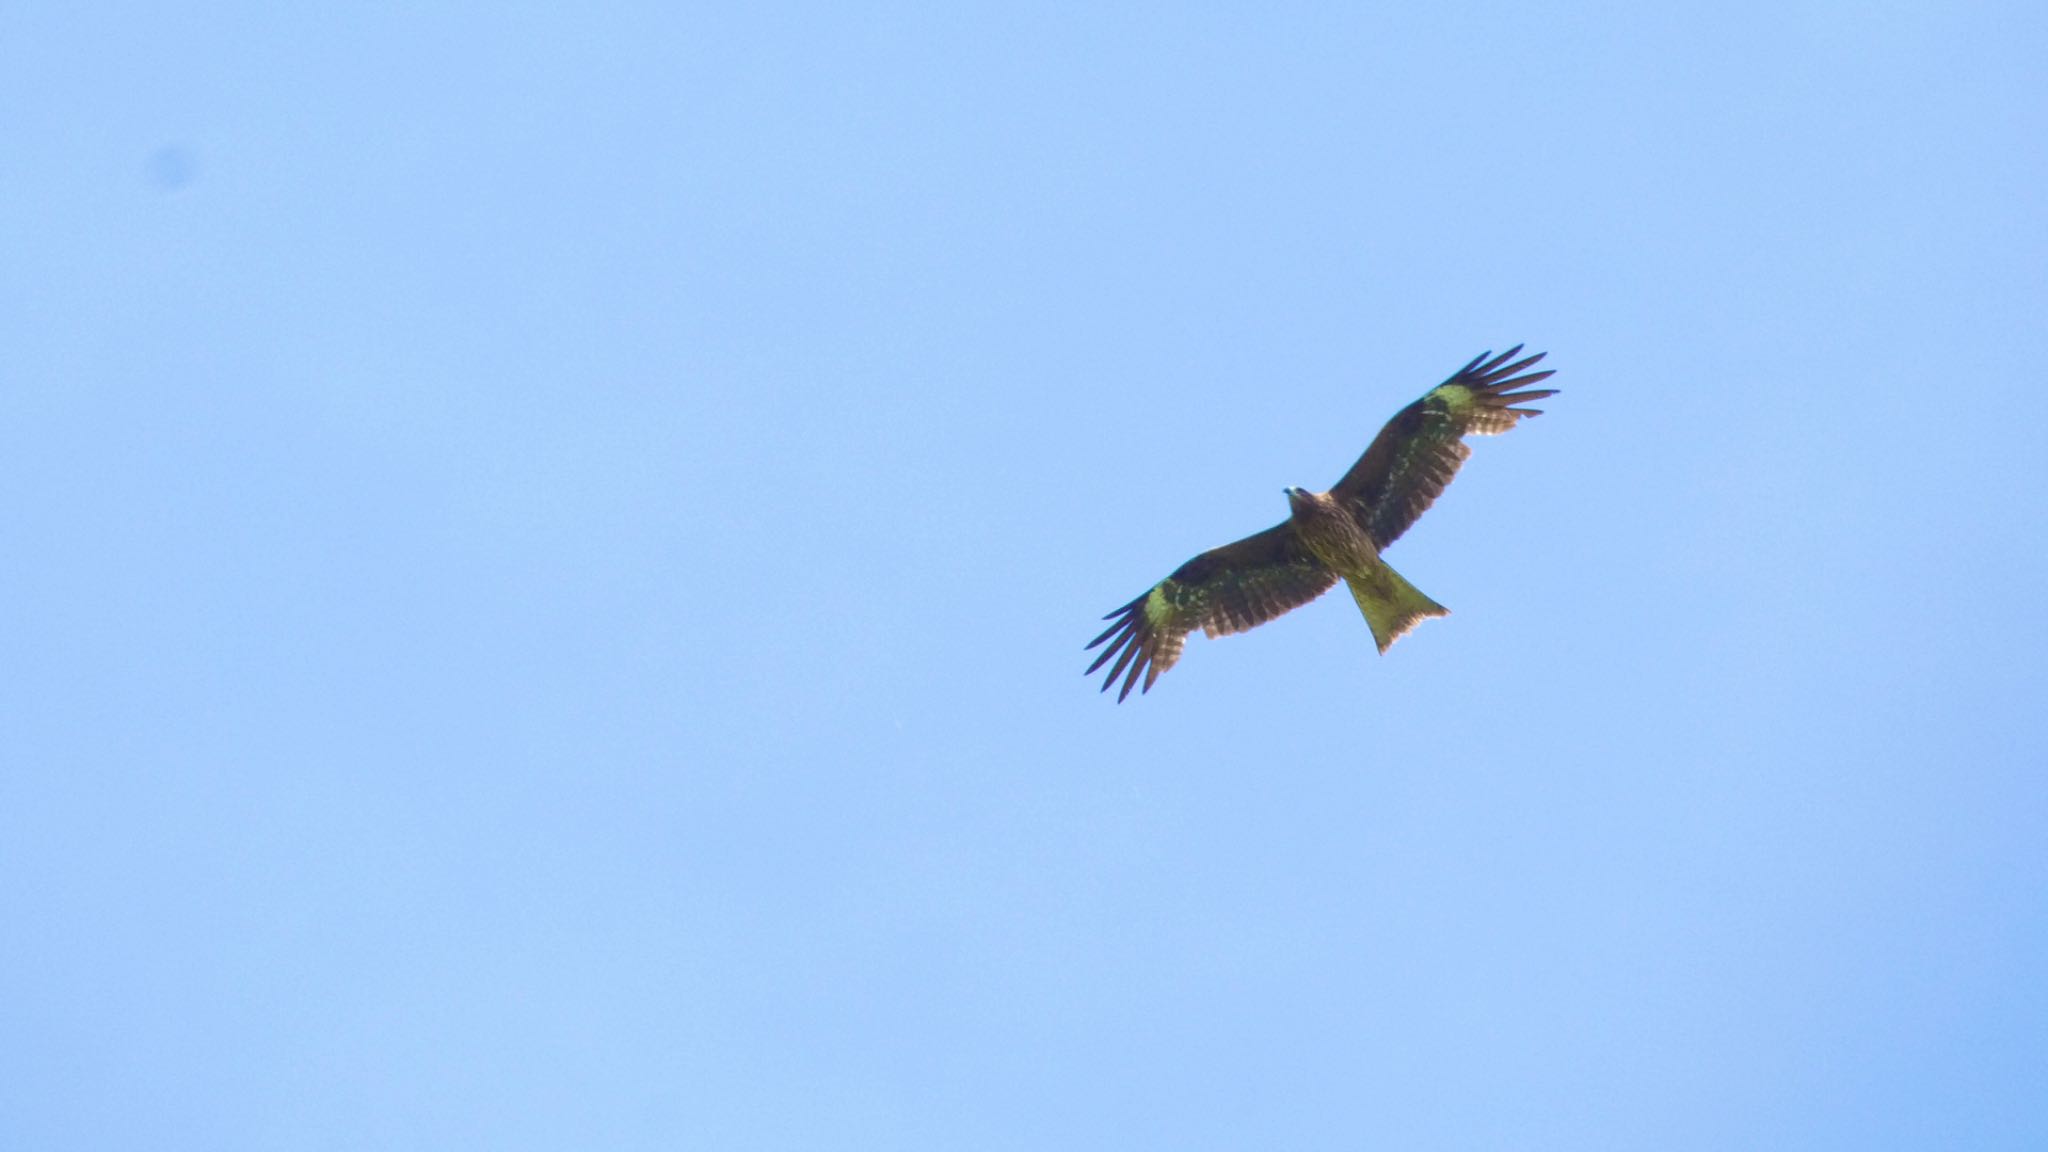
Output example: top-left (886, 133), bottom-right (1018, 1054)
top-left (1430, 383), bottom-right (1477, 415)
top-left (1429, 383), bottom-right (1516, 435)
top-left (1143, 584), bottom-right (1175, 626)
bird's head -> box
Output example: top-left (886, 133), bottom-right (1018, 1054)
top-left (1283, 485), bottom-right (1312, 510)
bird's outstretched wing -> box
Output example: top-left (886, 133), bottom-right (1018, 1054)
top-left (1086, 523), bottom-right (1336, 702)
top-left (1330, 346), bottom-right (1558, 550)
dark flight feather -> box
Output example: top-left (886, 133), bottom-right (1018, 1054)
top-left (1086, 524), bottom-right (1335, 701)
top-left (1331, 346), bottom-right (1556, 550)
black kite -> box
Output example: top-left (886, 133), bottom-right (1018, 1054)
top-left (1086, 346), bottom-right (1558, 700)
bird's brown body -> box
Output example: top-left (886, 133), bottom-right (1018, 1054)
top-left (1087, 346), bottom-right (1558, 700)
top-left (1286, 486), bottom-right (1449, 653)
top-left (1285, 487), bottom-right (1378, 572)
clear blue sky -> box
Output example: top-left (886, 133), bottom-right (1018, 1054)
top-left (5, 4), bottom-right (2046, 1148)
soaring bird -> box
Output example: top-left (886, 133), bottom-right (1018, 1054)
top-left (1086, 346), bottom-right (1558, 701)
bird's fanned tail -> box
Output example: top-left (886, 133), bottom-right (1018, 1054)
top-left (1345, 563), bottom-right (1449, 654)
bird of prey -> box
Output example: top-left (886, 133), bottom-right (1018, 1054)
top-left (1086, 346), bottom-right (1558, 701)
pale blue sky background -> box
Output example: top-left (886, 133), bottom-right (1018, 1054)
top-left (5, 3), bottom-right (2046, 1148)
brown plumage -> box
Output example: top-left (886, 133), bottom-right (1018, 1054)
top-left (1086, 346), bottom-right (1558, 700)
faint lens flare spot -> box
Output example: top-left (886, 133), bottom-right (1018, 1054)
top-left (146, 144), bottom-right (197, 191)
